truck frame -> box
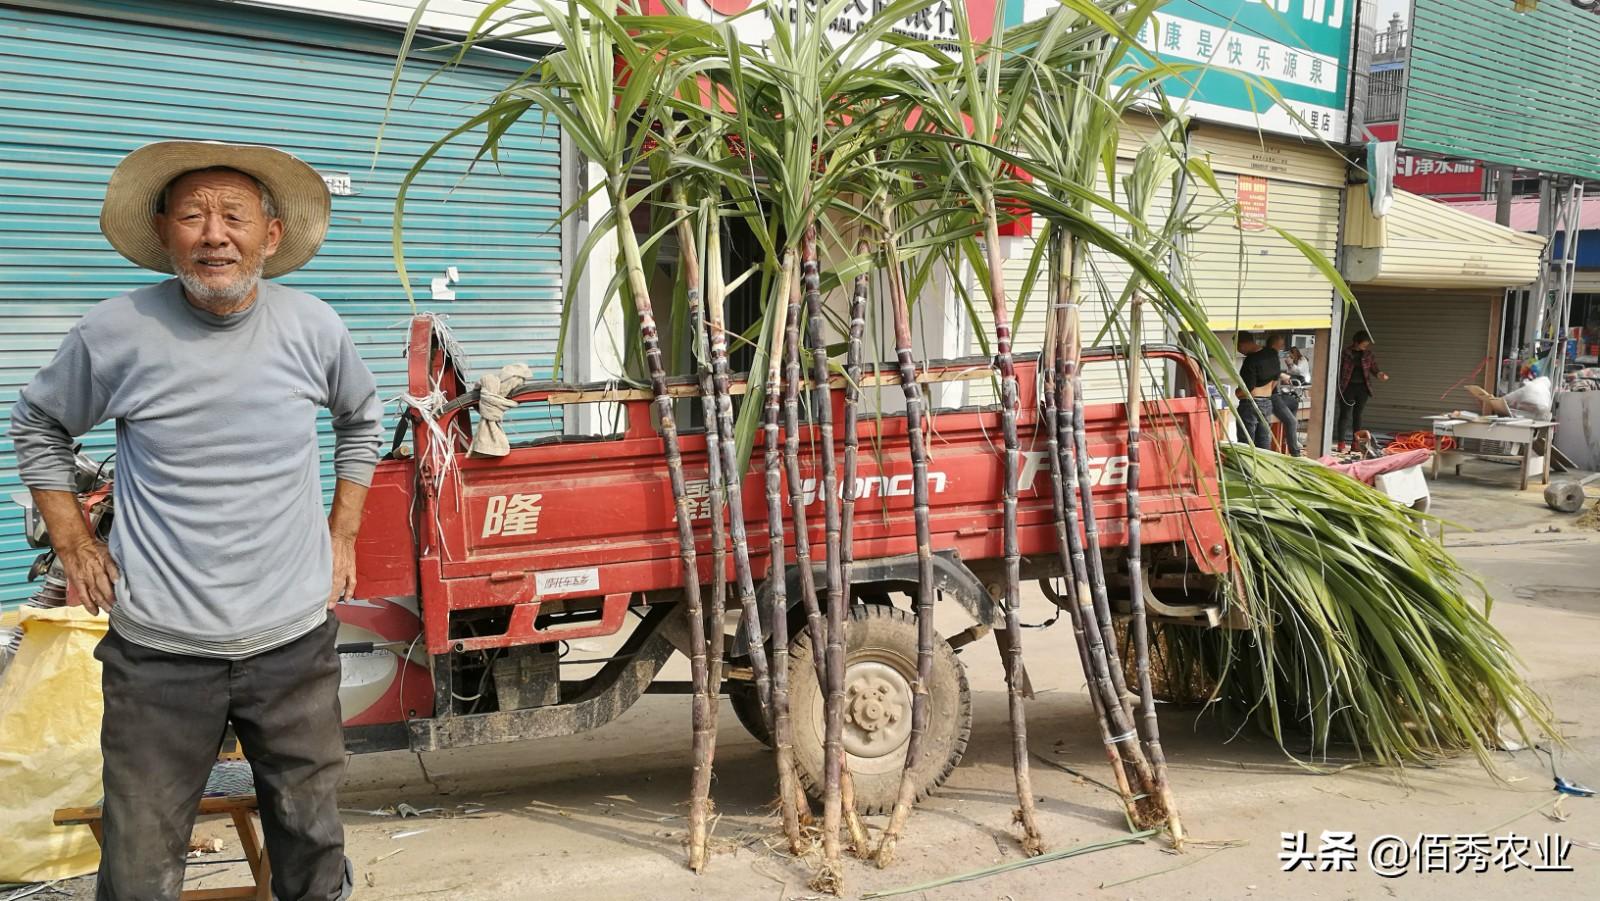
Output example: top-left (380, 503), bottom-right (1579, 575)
top-left (334, 317), bottom-right (1230, 808)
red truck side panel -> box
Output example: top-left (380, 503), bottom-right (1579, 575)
top-left (353, 461), bottom-right (419, 599)
top-left (386, 316), bottom-right (1227, 655)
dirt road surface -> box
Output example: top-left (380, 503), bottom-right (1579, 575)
top-left (59, 462), bottom-right (1600, 900)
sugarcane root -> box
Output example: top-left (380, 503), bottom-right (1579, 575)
top-left (1012, 808), bottom-right (1046, 857)
top-left (807, 861), bottom-right (845, 896)
top-left (686, 796), bottom-right (715, 873)
top-left (841, 768), bottom-right (871, 858)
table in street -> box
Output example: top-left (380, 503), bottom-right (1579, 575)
top-left (1425, 416), bottom-right (1557, 491)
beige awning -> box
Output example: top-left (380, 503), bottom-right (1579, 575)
top-left (1342, 187), bottom-right (1547, 289)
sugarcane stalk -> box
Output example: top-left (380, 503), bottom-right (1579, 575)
top-left (780, 248), bottom-right (856, 886)
top-left (679, 198), bottom-right (730, 801)
top-left (800, 225), bottom-right (849, 879)
top-left (1059, 260), bottom-right (1137, 715)
top-left (780, 253), bottom-right (826, 749)
top-left (1124, 294), bottom-right (1184, 846)
top-left (765, 251), bottom-right (819, 833)
top-left (611, 177), bottom-right (714, 873)
top-left (1040, 232), bottom-right (1138, 817)
top-left (836, 246), bottom-right (874, 860)
top-left (1054, 236), bottom-right (1160, 817)
top-left (700, 207), bottom-right (801, 851)
top-left (873, 218), bottom-right (938, 868)
top-left (778, 246), bottom-right (868, 860)
top-left (980, 196), bottom-right (1044, 856)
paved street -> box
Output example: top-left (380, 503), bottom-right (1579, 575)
top-left (112, 463), bottom-right (1592, 901)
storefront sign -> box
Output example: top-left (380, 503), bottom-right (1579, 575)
top-left (1237, 174), bottom-right (1269, 229)
top-left (1367, 123), bottom-right (1483, 196)
top-left (1128, 0), bottom-right (1355, 140)
top-left (1406, 0), bottom-right (1600, 181)
top-left (650, 0), bottom-right (1018, 56)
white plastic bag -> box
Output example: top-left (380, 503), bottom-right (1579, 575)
top-left (1503, 376), bottom-right (1553, 420)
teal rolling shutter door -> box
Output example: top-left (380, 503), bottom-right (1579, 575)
top-left (0, 1), bottom-right (563, 607)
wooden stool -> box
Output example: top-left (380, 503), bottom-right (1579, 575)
top-left (54, 793), bottom-right (272, 900)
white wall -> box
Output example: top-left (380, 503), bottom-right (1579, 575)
top-left (225, 0), bottom-right (547, 39)
top-left (562, 149), bottom-right (628, 435)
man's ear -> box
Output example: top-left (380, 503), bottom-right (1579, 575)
top-left (262, 217), bottom-right (284, 259)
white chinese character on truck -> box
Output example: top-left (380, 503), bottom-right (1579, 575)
top-left (482, 493), bottom-right (544, 537)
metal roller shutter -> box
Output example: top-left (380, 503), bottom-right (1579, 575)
top-left (1187, 125), bottom-right (1342, 332)
top-left (1347, 288), bottom-right (1496, 433)
top-left (0, 0), bottom-right (563, 606)
top-left (1188, 174), bottom-right (1341, 331)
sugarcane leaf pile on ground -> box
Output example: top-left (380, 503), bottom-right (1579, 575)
top-left (1151, 445), bottom-right (1555, 769)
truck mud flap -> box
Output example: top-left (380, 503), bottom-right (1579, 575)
top-left (407, 603), bottom-right (677, 751)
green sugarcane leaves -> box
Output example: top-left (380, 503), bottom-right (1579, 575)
top-left (1165, 445), bottom-right (1555, 772)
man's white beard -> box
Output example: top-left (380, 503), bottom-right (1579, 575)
top-left (172, 254), bottom-right (266, 313)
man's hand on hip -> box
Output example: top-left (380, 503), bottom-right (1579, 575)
top-left (326, 478), bottom-right (370, 609)
top-left (62, 537), bottom-right (120, 615)
top-left (328, 533), bottom-right (356, 609)
top-left (30, 488), bottom-right (118, 614)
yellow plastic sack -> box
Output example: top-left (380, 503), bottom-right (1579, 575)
top-left (0, 605), bottom-right (107, 882)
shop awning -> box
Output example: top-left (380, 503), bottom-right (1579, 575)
top-left (1342, 187), bottom-right (1547, 289)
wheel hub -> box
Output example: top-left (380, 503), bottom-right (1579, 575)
top-left (841, 660), bottom-right (914, 758)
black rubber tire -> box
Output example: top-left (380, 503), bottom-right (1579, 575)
top-left (785, 604), bottom-right (972, 815)
top-left (729, 680), bottom-right (771, 748)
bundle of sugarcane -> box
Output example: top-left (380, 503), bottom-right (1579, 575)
top-left (393, 0), bottom-right (1246, 881)
top-left (1151, 445), bottom-right (1554, 769)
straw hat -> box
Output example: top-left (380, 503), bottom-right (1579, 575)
top-left (99, 140), bottom-right (331, 279)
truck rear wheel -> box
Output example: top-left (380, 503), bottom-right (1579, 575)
top-left (734, 604), bottom-right (967, 815)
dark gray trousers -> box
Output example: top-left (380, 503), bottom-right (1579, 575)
top-left (1271, 391), bottom-right (1303, 456)
top-left (94, 614), bottom-right (351, 901)
top-left (1237, 395), bottom-right (1275, 450)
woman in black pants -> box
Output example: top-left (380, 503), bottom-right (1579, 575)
top-left (1336, 331), bottom-right (1387, 451)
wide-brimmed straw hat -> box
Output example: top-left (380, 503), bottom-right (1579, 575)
top-left (99, 140), bottom-right (330, 279)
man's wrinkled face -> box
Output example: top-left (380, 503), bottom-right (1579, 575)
top-left (155, 169), bottom-right (282, 311)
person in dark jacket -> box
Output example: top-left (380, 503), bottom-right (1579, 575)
top-left (1336, 330), bottom-right (1388, 452)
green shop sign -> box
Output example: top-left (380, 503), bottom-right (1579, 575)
top-left (1405, 0), bottom-right (1600, 181)
top-left (1129, 0), bottom-right (1356, 140)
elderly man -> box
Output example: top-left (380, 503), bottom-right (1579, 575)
top-left (9, 142), bottom-right (381, 900)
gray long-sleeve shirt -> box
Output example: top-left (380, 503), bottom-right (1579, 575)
top-left (9, 279), bottom-right (383, 658)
